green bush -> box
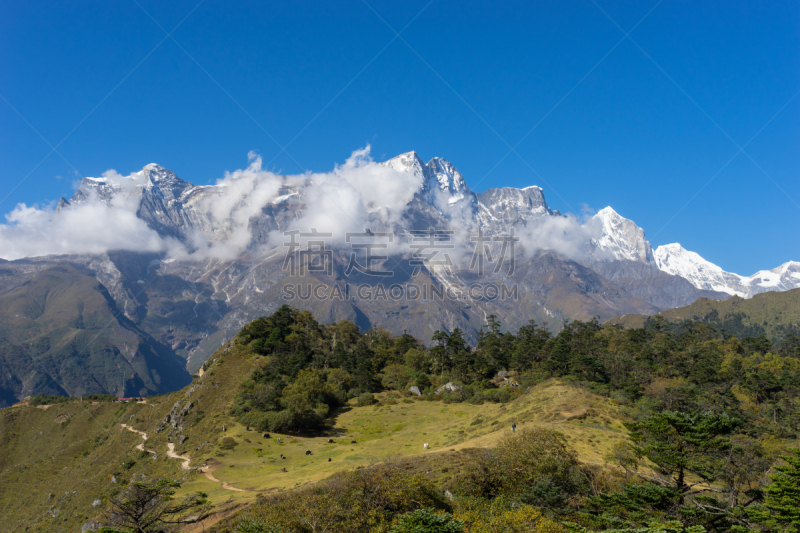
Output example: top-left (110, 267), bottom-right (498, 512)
top-left (219, 437), bottom-right (239, 450)
top-left (357, 392), bottom-right (376, 407)
top-left (390, 508), bottom-right (464, 533)
top-left (28, 394), bottom-right (70, 406)
top-left (236, 517), bottom-right (293, 532)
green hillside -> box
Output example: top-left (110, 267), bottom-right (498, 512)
top-left (0, 344), bottom-right (628, 533)
top-left (607, 287), bottom-right (800, 339)
top-left (1, 304), bottom-right (799, 533)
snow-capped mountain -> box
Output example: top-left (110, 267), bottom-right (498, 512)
top-left (51, 153), bottom-right (798, 302)
top-left (8, 149), bottom-right (798, 402)
top-left (654, 244), bottom-right (800, 298)
top-left (591, 207), bottom-right (655, 263)
top-left (382, 151), bottom-right (470, 206)
top-left (476, 186), bottom-right (556, 226)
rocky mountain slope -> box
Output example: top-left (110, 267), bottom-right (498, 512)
top-left (0, 264), bottom-right (191, 404)
top-left (0, 149), bottom-right (795, 402)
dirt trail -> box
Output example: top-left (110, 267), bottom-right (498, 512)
top-left (199, 464), bottom-right (246, 492)
top-left (120, 424), bottom-right (246, 492)
top-left (120, 423), bottom-right (154, 454)
top-left (166, 443), bottom-right (192, 470)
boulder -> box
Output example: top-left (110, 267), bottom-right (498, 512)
top-left (81, 520), bottom-right (102, 533)
top-left (408, 385), bottom-right (422, 396)
top-left (434, 382), bottom-right (462, 395)
top-left (92, 499), bottom-right (102, 508)
top-left (496, 370), bottom-right (510, 378)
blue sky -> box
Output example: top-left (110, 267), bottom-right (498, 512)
top-left (1, 0), bottom-right (798, 275)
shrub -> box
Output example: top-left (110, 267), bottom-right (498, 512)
top-left (390, 508), bottom-right (464, 533)
top-left (236, 517), bottom-right (293, 532)
top-left (28, 394), bottom-right (70, 406)
top-left (357, 392), bottom-right (376, 407)
top-left (454, 497), bottom-right (565, 533)
top-left (225, 463), bottom-right (449, 533)
top-left (219, 437), bottom-right (239, 450)
top-left (455, 428), bottom-right (588, 515)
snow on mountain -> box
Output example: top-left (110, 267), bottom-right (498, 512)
top-left (71, 164), bottom-right (196, 206)
top-left (591, 207), bottom-right (655, 263)
top-left (381, 151), bottom-right (426, 183)
top-left (426, 157), bottom-right (469, 204)
top-left (654, 243), bottom-right (800, 298)
top-left (383, 151), bottom-right (561, 230)
top-left (68, 164), bottom-right (224, 240)
top-left (55, 153), bottom-right (799, 301)
top-left (742, 262), bottom-right (800, 293)
top-left (475, 186), bottom-right (554, 226)
top-left (654, 244), bottom-right (744, 296)
top-left (382, 151), bottom-right (471, 207)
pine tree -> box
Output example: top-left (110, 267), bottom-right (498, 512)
top-left (748, 448), bottom-right (800, 532)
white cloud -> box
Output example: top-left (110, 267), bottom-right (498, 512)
top-left (265, 145), bottom-right (423, 252)
top-left (0, 146), bottom-right (423, 261)
top-left (0, 198), bottom-right (179, 260)
top-left (0, 146), bottom-right (604, 265)
top-left (515, 212), bottom-right (605, 262)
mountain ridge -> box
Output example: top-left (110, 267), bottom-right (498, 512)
top-left (0, 150), bottom-right (793, 403)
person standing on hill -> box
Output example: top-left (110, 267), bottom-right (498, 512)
top-left (511, 423), bottom-right (516, 433)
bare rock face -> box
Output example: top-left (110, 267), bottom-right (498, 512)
top-left (477, 186), bottom-right (554, 226)
top-left (81, 520), bottom-right (103, 533)
top-left (408, 386), bottom-right (422, 396)
top-left (156, 400), bottom-right (193, 440)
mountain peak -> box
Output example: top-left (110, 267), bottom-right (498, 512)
top-left (424, 157), bottom-right (468, 200)
top-left (596, 206), bottom-right (621, 220)
top-left (381, 152), bottom-right (470, 208)
top-left (654, 244), bottom-right (744, 296)
top-left (654, 244), bottom-right (800, 297)
top-left (139, 164), bottom-right (192, 200)
top-left (592, 207), bottom-right (654, 263)
top-left (476, 185), bottom-right (553, 224)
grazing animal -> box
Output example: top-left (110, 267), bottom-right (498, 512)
top-left (305, 450), bottom-right (313, 456)
top-left (328, 458), bottom-right (331, 462)
top-left (280, 454), bottom-right (285, 459)
top-left (327, 439), bottom-right (334, 443)
top-left (222, 425), bottom-right (226, 432)
top-left (263, 433), bottom-right (271, 438)
top-left (281, 467), bottom-right (287, 472)
top-left (246, 425), bottom-right (251, 431)
top-left (423, 443), bottom-right (429, 449)
top-left (351, 440), bottom-right (357, 444)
